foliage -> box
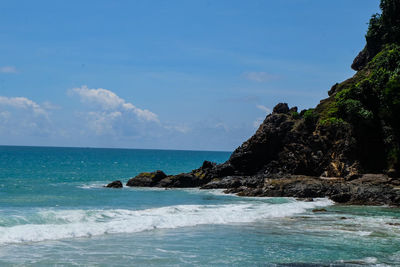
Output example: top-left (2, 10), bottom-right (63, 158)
top-left (297, 1), bottom-right (400, 171)
top-left (303, 109), bottom-right (319, 129)
top-left (290, 111), bottom-right (300, 120)
top-left (319, 117), bottom-right (345, 126)
top-left (320, 44), bottom-right (400, 170)
top-left (365, 0), bottom-right (400, 58)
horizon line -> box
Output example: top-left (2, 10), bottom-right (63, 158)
top-left (0, 144), bottom-right (232, 154)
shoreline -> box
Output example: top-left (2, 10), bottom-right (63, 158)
top-left (107, 170), bottom-right (400, 206)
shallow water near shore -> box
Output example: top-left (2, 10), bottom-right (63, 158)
top-left (0, 146), bottom-right (399, 266)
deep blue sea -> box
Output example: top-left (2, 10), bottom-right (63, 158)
top-left (0, 146), bottom-right (399, 266)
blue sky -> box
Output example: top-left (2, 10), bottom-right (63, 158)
top-left (0, 0), bottom-right (380, 151)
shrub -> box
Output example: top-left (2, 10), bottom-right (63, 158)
top-left (365, 0), bottom-right (400, 58)
top-left (319, 117), bottom-right (345, 126)
top-left (303, 109), bottom-right (319, 129)
top-left (290, 111), bottom-right (300, 119)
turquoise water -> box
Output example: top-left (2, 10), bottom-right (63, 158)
top-left (0, 146), bottom-right (399, 266)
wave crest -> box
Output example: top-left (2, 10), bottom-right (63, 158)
top-left (0, 198), bottom-right (332, 244)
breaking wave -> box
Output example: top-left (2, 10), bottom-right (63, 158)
top-left (0, 198), bottom-right (332, 244)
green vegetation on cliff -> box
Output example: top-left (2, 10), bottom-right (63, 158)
top-left (366, 0), bottom-right (400, 60)
top-left (308, 0), bottom-right (400, 172)
top-left (352, 0), bottom-right (400, 70)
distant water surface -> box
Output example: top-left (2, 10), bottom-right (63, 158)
top-left (0, 146), bottom-right (399, 266)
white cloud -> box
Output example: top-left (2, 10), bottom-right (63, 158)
top-left (85, 111), bottom-right (122, 135)
top-left (42, 101), bottom-right (61, 110)
top-left (256, 104), bottom-right (271, 114)
top-left (243, 72), bottom-right (276, 82)
top-left (0, 66), bottom-right (17, 73)
top-left (0, 96), bottom-right (48, 117)
top-left (70, 85), bottom-right (159, 122)
top-left (0, 96), bottom-right (54, 140)
top-left (164, 124), bottom-right (191, 134)
top-left (0, 111), bottom-right (10, 121)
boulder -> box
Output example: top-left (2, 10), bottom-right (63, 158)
top-left (105, 180), bottom-right (123, 188)
top-left (159, 173), bottom-right (200, 188)
top-left (272, 103), bottom-right (289, 114)
top-left (126, 170), bottom-right (167, 187)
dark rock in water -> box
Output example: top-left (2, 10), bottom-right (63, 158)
top-left (126, 170), bottom-right (167, 187)
top-left (201, 175), bottom-right (264, 190)
top-left (125, 164), bottom-right (217, 188)
top-left (202, 174), bottom-right (400, 206)
top-left (159, 173), bottom-right (200, 188)
top-left (296, 198), bottom-right (314, 202)
top-left (330, 193), bottom-right (352, 203)
top-left (105, 180), bottom-right (123, 188)
top-left (312, 208), bottom-right (327, 213)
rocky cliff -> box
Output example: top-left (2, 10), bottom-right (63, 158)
top-left (117, 0), bottom-right (400, 205)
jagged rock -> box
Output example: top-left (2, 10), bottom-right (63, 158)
top-left (273, 103), bottom-right (289, 114)
top-left (201, 160), bottom-right (216, 169)
top-left (161, 173), bottom-right (207, 188)
top-left (222, 105), bottom-right (359, 179)
top-left (223, 175), bottom-right (400, 206)
top-left (330, 193), bottom-right (351, 203)
top-left (227, 111), bottom-right (296, 176)
top-left (126, 170), bottom-right (167, 187)
top-left (351, 48), bottom-right (369, 71)
top-left (328, 83), bottom-right (339, 96)
top-left (105, 180), bottom-right (123, 188)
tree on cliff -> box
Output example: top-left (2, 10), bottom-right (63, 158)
top-left (352, 0), bottom-right (400, 70)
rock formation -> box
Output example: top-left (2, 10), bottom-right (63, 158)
top-left (120, 0), bottom-right (400, 205)
top-left (105, 180), bottom-right (123, 188)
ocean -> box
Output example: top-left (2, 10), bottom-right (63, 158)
top-left (0, 146), bottom-right (399, 266)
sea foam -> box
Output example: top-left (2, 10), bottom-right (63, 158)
top-left (0, 198), bottom-right (332, 245)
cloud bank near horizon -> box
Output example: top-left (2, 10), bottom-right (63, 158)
top-left (0, 96), bottom-right (48, 117)
top-left (0, 86), bottom-right (257, 150)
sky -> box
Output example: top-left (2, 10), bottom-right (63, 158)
top-left (0, 0), bottom-right (381, 151)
